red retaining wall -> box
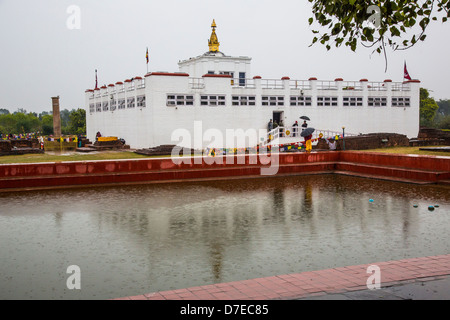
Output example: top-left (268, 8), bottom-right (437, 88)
top-left (0, 151), bottom-right (448, 191)
top-left (340, 151), bottom-right (450, 171)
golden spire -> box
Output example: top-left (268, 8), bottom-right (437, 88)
top-left (208, 19), bottom-right (220, 52)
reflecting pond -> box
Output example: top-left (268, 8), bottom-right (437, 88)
top-left (0, 174), bottom-right (449, 299)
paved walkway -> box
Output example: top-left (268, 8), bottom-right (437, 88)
top-left (115, 254), bottom-right (450, 300)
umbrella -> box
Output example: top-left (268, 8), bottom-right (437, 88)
top-left (300, 116), bottom-right (310, 121)
top-left (301, 127), bottom-right (315, 137)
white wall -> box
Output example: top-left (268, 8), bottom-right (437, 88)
top-left (85, 75), bottom-right (421, 150)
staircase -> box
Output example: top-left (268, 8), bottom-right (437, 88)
top-left (263, 126), bottom-right (356, 147)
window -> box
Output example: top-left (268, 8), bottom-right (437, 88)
top-left (110, 99), bottom-right (117, 111)
top-left (167, 94), bottom-right (194, 106)
top-left (262, 96), bottom-right (284, 106)
top-left (220, 71), bottom-right (234, 77)
top-left (392, 97), bottom-right (410, 107)
top-left (102, 101), bottom-right (109, 111)
top-left (231, 95), bottom-right (256, 106)
top-left (200, 95), bottom-right (226, 106)
top-left (96, 102), bottom-right (102, 112)
top-left (137, 95), bottom-right (146, 108)
top-left (239, 72), bottom-right (246, 86)
top-left (290, 96), bottom-right (312, 106)
top-left (118, 99), bottom-right (126, 110)
top-left (368, 97), bottom-right (387, 107)
top-left (127, 97), bottom-right (135, 108)
top-left (89, 104), bottom-right (95, 113)
top-left (343, 97), bottom-right (363, 107)
top-left (317, 96), bottom-right (338, 106)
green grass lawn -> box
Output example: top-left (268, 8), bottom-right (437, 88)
top-left (0, 151), bottom-right (153, 164)
top-left (360, 146), bottom-right (450, 157)
top-left (1, 146), bottom-right (449, 164)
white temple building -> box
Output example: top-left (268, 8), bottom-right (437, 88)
top-left (85, 20), bottom-right (421, 150)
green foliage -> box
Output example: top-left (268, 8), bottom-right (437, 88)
top-left (436, 115), bottom-right (450, 129)
top-left (41, 114), bottom-right (54, 136)
top-left (437, 99), bottom-right (450, 116)
top-left (308, 0), bottom-right (450, 65)
top-left (0, 108), bottom-right (86, 136)
top-left (419, 88), bottom-right (439, 126)
top-left (68, 108), bottom-right (86, 135)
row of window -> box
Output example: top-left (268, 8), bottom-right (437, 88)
top-left (89, 96), bottom-right (146, 112)
top-left (89, 95), bottom-right (410, 112)
top-left (166, 95), bottom-right (411, 107)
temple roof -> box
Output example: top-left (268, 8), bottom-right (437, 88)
top-left (208, 19), bottom-right (220, 53)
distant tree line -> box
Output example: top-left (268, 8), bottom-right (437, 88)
top-left (420, 88), bottom-right (450, 130)
top-left (0, 108), bottom-right (86, 136)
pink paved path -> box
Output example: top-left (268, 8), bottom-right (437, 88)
top-left (115, 254), bottom-right (450, 300)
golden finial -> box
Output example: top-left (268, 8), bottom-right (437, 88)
top-left (208, 19), bottom-right (220, 52)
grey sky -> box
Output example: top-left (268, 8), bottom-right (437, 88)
top-left (0, 0), bottom-right (449, 113)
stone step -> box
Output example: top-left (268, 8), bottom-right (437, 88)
top-left (336, 162), bottom-right (450, 183)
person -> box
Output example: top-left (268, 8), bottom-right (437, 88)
top-left (96, 131), bottom-right (102, 141)
top-left (326, 136), bottom-right (338, 151)
top-left (304, 134), bottom-right (312, 152)
top-left (268, 119), bottom-right (273, 131)
top-left (279, 120), bottom-right (284, 137)
top-left (273, 120), bottom-right (278, 129)
top-left (292, 121), bottom-right (298, 137)
top-left (301, 120), bottom-right (308, 132)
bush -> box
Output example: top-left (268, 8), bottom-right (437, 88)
top-left (437, 115), bottom-right (450, 130)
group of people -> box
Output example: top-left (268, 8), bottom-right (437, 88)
top-left (267, 119), bottom-right (308, 137)
top-left (267, 117), bottom-right (338, 152)
top-left (291, 120), bottom-right (308, 137)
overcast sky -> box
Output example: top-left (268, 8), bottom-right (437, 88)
top-left (1, 0), bottom-right (449, 113)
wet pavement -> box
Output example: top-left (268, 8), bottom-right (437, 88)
top-left (116, 254), bottom-right (450, 300)
top-left (297, 275), bottom-right (450, 300)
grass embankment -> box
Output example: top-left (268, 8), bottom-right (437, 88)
top-left (360, 146), bottom-right (450, 157)
top-left (0, 151), bottom-right (152, 164)
top-left (0, 146), bottom-right (449, 164)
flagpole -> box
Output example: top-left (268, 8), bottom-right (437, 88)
top-left (146, 47), bottom-right (149, 74)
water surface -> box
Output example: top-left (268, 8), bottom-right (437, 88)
top-left (0, 174), bottom-right (449, 299)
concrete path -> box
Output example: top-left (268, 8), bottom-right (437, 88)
top-left (115, 254), bottom-right (450, 300)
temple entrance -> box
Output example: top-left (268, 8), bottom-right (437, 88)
top-left (272, 111), bottom-right (283, 126)
top-left (273, 111), bottom-right (284, 136)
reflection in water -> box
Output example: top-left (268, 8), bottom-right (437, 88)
top-left (0, 175), bottom-right (449, 299)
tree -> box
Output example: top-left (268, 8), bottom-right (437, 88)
top-left (437, 115), bottom-right (450, 129)
top-left (437, 99), bottom-right (450, 116)
top-left (68, 108), bottom-right (86, 135)
top-left (0, 108), bottom-right (9, 115)
top-left (419, 88), bottom-right (439, 126)
top-left (41, 114), bottom-right (54, 136)
top-left (308, 0), bottom-right (450, 69)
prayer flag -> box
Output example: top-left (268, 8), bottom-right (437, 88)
top-left (404, 61), bottom-right (412, 81)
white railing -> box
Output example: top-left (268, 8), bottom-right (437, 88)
top-left (189, 78), bottom-right (205, 89)
top-left (231, 78), bottom-right (256, 88)
top-left (317, 81), bottom-right (338, 90)
top-left (262, 126), bottom-right (357, 147)
top-left (342, 81), bottom-right (363, 91)
top-left (392, 82), bottom-right (411, 91)
top-left (289, 80), bottom-right (311, 90)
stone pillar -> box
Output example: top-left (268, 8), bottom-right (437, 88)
top-left (51, 96), bottom-right (61, 138)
